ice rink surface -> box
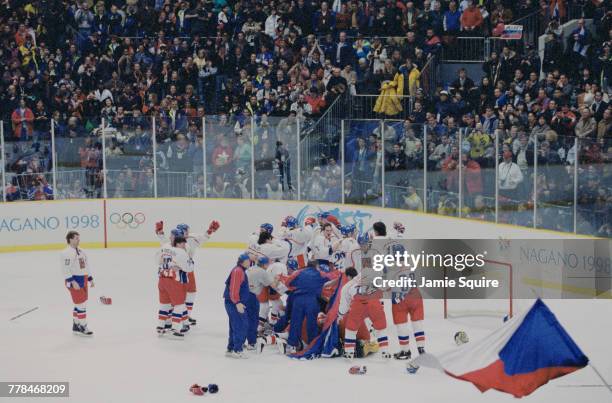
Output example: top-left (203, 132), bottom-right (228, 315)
top-left (1, 248), bottom-right (610, 403)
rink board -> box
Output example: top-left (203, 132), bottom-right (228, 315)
top-left (0, 198), bottom-right (580, 253)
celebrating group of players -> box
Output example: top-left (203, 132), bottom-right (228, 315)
top-left (223, 213), bottom-right (427, 360)
top-left (60, 211), bottom-right (425, 362)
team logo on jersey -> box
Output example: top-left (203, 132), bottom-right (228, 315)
top-left (109, 212), bottom-right (146, 229)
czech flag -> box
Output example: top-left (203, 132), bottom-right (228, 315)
top-left (437, 299), bottom-right (588, 397)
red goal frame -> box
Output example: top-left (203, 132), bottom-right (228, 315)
top-left (443, 259), bottom-right (513, 319)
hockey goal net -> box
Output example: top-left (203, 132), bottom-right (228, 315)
top-left (443, 259), bottom-right (513, 319)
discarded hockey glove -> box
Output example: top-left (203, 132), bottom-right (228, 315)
top-left (155, 221), bottom-right (164, 234)
top-left (189, 384), bottom-right (208, 396)
top-left (349, 365), bottom-right (367, 375)
top-left (207, 384), bottom-right (219, 394)
top-left (207, 220), bottom-right (220, 235)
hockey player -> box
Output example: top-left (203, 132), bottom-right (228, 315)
top-left (339, 233), bottom-right (391, 360)
top-left (248, 223), bottom-right (274, 256)
top-left (246, 256), bottom-right (278, 350)
top-left (156, 236), bottom-right (191, 339)
top-left (255, 231), bottom-right (290, 263)
top-left (333, 224), bottom-right (361, 271)
top-left (337, 267), bottom-right (377, 358)
top-left (61, 231), bottom-right (94, 336)
top-left (224, 253), bottom-right (252, 358)
top-left (391, 284), bottom-right (426, 359)
top-left (265, 258), bottom-right (292, 327)
top-left (280, 261), bottom-right (339, 353)
top-left (311, 223), bottom-right (336, 265)
top-left (156, 220), bottom-right (220, 326)
top-left (282, 216), bottom-right (313, 268)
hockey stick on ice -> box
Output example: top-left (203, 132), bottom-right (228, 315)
top-left (588, 363), bottom-right (612, 395)
top-left (9, 307), bottom-right (39, 321)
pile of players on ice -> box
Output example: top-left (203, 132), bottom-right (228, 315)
top-left (155, 214), bottom-right (425, 361)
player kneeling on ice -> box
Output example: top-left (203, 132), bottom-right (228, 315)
top-left (224, 254), bottom-right (252, 358)
top-left (246, 256), bottom-right (280, 352)
top-left (156, 236), bottom-right (191, 339)
top-left (61, 231), bottom-right (94, 336)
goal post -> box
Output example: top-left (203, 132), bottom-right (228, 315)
top-left (443, 259), bottom-right (513, 319)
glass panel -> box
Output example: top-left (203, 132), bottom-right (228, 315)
top-left (154, 116), bottom-right (203, 197)
top-left (0, 122), bottom-right (4, 202)
top-left (205, 113), bottom-right (252, 199)
top-left (426, 121), bottom-right (460, 217)
top-left (577, 137), bottom-right (611, 236)
top-left (55, 116), bottom-right (103, 200)
top-left (461, 126), bottom-right (496, 222)
top-left (383, 120), bottom-right (424, 211)
top-left (300, 115), bottom-right (341, 203)
top-left (497, 126), bottom-right (534, 227)
top-left (104, 114), bottom-right (154, 198)
top-left (343, 119), bottom-right (382, 207)
top-left (535, 134), bottom-right (575, 232)
top-left (4, 106), bottom-right (54, 201)
top-left (253, 115), bottom-right (298, 200)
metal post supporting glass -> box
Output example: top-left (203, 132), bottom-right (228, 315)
top-left (152, 117), bottom-right (158, 198)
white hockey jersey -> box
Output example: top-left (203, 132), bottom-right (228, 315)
top-left (312, 233), bottom-right (335, 262)
top-left (247, 265), bottom-right (274, 295)
top-left (283, 226), bottom-right (314, 265)
top-left (268, 261), bottom-right (288, 293)
top-left (60, 246), bottom-right (92, 281)
top-left (334, 237), bottom-right (361, 271)
top-left (156, 246), bottom-right (192, 282)
top-left (338, 275), bottom-right (360, 316)
top-left (252, 239), bottom-right (290, 263)
top-left (157, 232), bottom-right (210, 259)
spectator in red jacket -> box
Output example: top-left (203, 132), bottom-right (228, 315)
top-left (11, 99), bottom-right (34, 140)
top-left (460, 0), bottom-right (484, 36)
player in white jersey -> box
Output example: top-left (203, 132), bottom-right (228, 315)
top-left (61, 231), bottom-right (94, 336)
top-left (155, 220), bottom-right (220, 326)
top-left (254, 231), bottom-right (290, 263)
top-left (280, 216), bottom-right (313, 268)
top-left (339, 231), bottom-right (391, 359)
top-left (246, 256), bottom-right (278, 350)
top-left (262, 258), bottom-right (291, 327)
top-left (156, 236), bottom-right (192, 339)
top-left (333, 224), bottom-right (361, 271)
top-left (311, 222), bottom-right (336, 264)
top-left (309, 211), bottom-right (341, 247)
top-left (386, 222), bottom-right (427, 360)
top-left (247, 223), bottom-right (274, 260)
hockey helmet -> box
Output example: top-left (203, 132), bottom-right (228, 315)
top-left (260, 223), bottom-right (274, 234)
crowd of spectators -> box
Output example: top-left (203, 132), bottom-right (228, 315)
top-left (0, 0), bottom-right (610, 235)
top-left (333, 5), bottom-right (611, 236)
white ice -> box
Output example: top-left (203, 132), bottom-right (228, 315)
top-left (1, 248), bottom-right (610, 403)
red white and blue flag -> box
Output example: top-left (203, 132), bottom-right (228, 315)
top-left (500, 25), bottom-right (523, 40)
top-left (289, 273), bottom-right (348, 360)
top-left (432, 299), bottom-right (588, 397)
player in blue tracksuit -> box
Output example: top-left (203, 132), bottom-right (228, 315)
top-left (223, 254), bottom-right (251, 357)
top-left (283, 262), bottom-right (338, 352)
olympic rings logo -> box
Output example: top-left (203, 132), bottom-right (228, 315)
top-left (109, 212), bottom-right (146, 229)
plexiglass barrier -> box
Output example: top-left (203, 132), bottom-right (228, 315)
top-left (1, 117), bottom-right (608, 238)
